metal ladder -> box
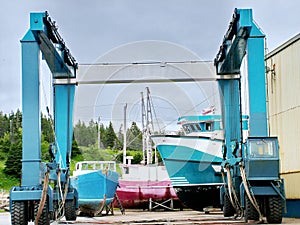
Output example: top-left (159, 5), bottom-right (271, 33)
top-left (114, 193), bottom-right (125, 215)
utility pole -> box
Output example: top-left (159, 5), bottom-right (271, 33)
top-left (98, 116), bottom-right (101, 149)
top-left (123, 103), bottom-right (127, 165)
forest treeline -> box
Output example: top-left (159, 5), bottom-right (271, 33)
top-left (0, 110), bottom-right (145, 182)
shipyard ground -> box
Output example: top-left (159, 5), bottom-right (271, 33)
top-left (2, 210), bottom-right (300, 225)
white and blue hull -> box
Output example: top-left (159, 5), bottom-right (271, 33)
top-left (151, 135), bottom-right (224, 210)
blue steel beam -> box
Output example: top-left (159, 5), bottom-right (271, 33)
top-left (215, 8), bottom-right (252, 75)
top-left (29, 12), bottom-right (77, 78)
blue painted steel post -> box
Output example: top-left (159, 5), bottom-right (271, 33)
top-left (247, 36), bottom-right (267, 136)
top-left (54, 84), bottom-right (75, 170)
top-left (218, 79), bottom-right (242, 159)
top-left (21, 32), bottom-right (42, 187)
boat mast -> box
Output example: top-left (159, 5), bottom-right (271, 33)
top-left (123, 103), bottom-right (127, 164)
top-left (145, 87), bottom-right (155, 165)
top-left (141, 92), bottom-right (147, 165)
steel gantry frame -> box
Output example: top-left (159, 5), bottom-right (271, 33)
top-left (215, 8), bottom-right (286, 223)
top-left (10, 12), bottom-right (78, 225)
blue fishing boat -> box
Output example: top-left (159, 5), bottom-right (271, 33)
top-left (71, 161), bottom-right (119, 216)
top-left (151, 111), bottom-right (249, 211)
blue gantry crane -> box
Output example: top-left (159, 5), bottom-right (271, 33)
top-left (10, 12), bottom-right (78, 225)
top-left (215, 9), bottom-right (286, 223)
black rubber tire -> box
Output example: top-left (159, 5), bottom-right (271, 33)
top-left (266, 196), bottom-right (282, 224)
top-left (223, 194), bottom-right (235, 217)
top-left (244, 194), bottom-right (259, 222)
top-left (34, 201), bottom-right (50, 225)
top-left (11, 201), bottom-right (28, 225)
top-left (51, 200), bottom-right (60, 220)
top-left (65, 199), bottom-right (77, 221)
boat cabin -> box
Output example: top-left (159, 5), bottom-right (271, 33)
top-left (178, 115), bottom-right (222, 135)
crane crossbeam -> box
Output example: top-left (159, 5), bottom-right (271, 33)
top-left (77, 77), bottom-right (216, 85)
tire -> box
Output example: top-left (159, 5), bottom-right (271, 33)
top-left (65, 198), bottom-right (77, 221)
top-left (11, 201), bottom-right (28, 225)
top-left (266, 196), bottom-right (282, 224)
top-left (34, 201), bottom-right (50, 225)
top-left (51, 200), bottom-right (60, 220)
top-left (223, 194), bottom-right (235, 217)
top-left (244, 194), bottom-right (259, 222)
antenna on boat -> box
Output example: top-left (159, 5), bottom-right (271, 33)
top-left (123, 103), bottom-right (127, 165)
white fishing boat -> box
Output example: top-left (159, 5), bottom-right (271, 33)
top-left (151, 107), bottom-right (249, 210)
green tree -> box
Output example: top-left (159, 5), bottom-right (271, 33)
top-left (4, 128), bottom-right (22, 179)
top-left (0, 112), bottom-right (9, 138)
top-left (132, 152), bottom-right (143, 164)
top-left (71, 135), bottom-right (81, 158)
top-left (41, 115), bottom-right (54, 143)
top-left (127, 122), bottom-right (142, 150)
top-left (102, 122), bottom-right (116, 149)
top-left (115, 125), bottom-right (123, 150)
top-left (74, 119), bottom-right (97, 147)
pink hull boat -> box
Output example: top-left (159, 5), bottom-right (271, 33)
top-left (116, 164), bottom-right (181, 209)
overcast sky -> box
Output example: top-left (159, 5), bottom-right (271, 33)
top-left (1, 0), bottom-right (300, 129)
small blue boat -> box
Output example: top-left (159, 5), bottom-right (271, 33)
top-left (71, 161), bottom-right (119, 216)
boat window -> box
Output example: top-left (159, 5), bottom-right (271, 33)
top-left (82, 163), bottom-right (88, 170)
top-left (195, 124), bottom-right (201, 131)
top-left (95, 164), bottom-right (101, 170)
top-left (183, 125), bottom-right (191, 134)
top-left (205, 123), bottom-right (212, 131)
top-left (124, 167), bottom-right (129, 174)
top-left (190, 124), bottom-right (196, 132)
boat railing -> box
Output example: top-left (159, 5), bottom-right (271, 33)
top-left (75, 161), bottom-right (116, 172)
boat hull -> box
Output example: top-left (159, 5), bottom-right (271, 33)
top-left (71, 169), bottom-right (119, 215)
top-left (116, 164), bottom-right (181, 209)
top-left (152, 135), bottom-right (223, 211)
top-left (117, 180), bottom-right (179, 209)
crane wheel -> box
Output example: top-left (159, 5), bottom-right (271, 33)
top-left (266, 196), bottom-right (282, 224)
top-left (34, 201), bottom-right (50, 225)
top-left (65, 198), bottom-right (77, 221)
top-left (11, 201), bottom-right (28, 225)
top-left (244, 195), bottom-right (259, 222)
top-left (223, 194), bottom-right (235, 217)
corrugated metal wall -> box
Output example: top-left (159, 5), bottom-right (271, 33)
top-left (266, 35), bottom-right (300, 199)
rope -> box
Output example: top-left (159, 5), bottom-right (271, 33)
top-left (221, 167), bottom-right (243, 219)
top-left (35, 170), bottom-right (50, 225)
top-left (41, 71), bottom-right (65, 168)
top-left (225, 167), bottom-right (235, 209)
top-left (94, 194), bottom-right (107, 216)
top-left (240, 165), bottom-right (263, 222)
top-left (225, 167), bottom-right (243, 218)
top-left (49, 170), bottom-right (70, 223)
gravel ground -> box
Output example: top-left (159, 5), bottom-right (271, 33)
top-left (1, 209), bottom-right (300, 225)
